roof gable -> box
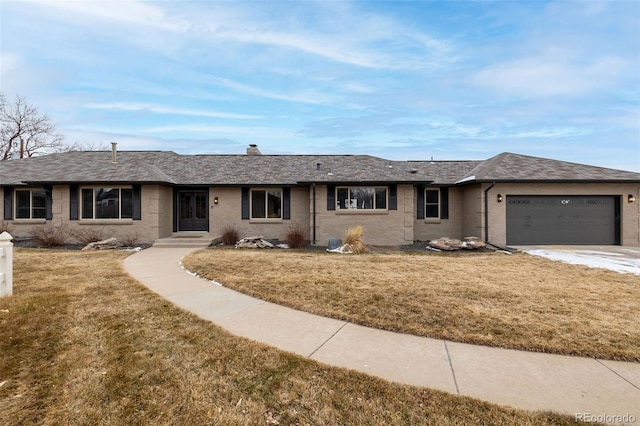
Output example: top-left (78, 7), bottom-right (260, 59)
top-left (456, 152), bottom-right (640, 183)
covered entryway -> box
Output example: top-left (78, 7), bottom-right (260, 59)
top-left (176, 190), bottom-right (208, 232)
top-left (506, 195), bottom-right (620, 245)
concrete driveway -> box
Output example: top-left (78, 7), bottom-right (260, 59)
top-left (514, 245), bottom-right (640, 275)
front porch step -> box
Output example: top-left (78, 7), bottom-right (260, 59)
top-left (152, 235), bottom-right (215, 249)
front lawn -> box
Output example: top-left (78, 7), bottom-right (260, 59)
top-left (0, 249), bottom-right (581, 425)
top-left (183, 249), bottom-right (640, 362)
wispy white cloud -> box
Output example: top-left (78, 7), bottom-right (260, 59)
top-left (471, 55), bottom-right (628, 98)
top-left (214, 29), bottom-right (384, 69)
top-left (211, 77), bottom-right (340, 105)
top-left (25, 0), bottom-right (190, 32)
top-left (85, 102), bottom-right (262, 120)
top-left (140, 124), bottom-right (294, 139)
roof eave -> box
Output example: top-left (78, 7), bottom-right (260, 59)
top-left (296, 179), bottom-right (435, 185)
top-left (458, 178), bottom-right (640, 185)
top-left (20, 180), bottom-right (172, 186)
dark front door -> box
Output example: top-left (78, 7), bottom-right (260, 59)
top-left (178, 191), bottom-right (208, 231)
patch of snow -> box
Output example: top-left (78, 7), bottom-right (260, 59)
top-left (577, 250), bottom-right (624, 257)
top-left (525, 249), bottom-right (640, 275)
top-left (327, 244), bottom-right (354, 254)
top-left (182, 265), bottom-right (224, 286)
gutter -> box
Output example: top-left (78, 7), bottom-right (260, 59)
top-left (484, 181), bottom-right (495, 243)
top-left (312, 183), bottom-right (317, 244)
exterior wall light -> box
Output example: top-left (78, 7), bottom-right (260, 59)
top-left (497, 194), bottom-right (503, 203)
top-left (214, 197), bottom-right (219, 205)
top-left (629, 194), bottom-right (636, 203)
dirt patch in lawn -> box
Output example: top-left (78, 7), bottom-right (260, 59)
top-left (0, 249), bottom-right (581, 425)
top-left (183, 249), bottom-right (640, 361)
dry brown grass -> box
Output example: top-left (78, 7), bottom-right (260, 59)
top-left (0, 249), bottom-right (582, 425)
top-left (183, 249), bottom-right (640, 362)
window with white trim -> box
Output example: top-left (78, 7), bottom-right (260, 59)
top-left (15, 188), bottom-right (46, 219)
top-left (81, 187), bottom-right (133, 219)
top-left (337, 187), bottom-right (387, 210)
top-left (251, 189), bottom-right (282, 219)
top-left (425, 189), bottom-right (440, 218)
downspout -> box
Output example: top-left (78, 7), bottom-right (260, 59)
top-left (312, 183), bottom-right (317, 244)
top-left (483, 182), bottom-right (495, 243)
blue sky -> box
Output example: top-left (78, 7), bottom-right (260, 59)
top-left (1, 0), bottom-right (639, 171)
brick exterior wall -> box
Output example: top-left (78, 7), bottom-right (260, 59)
top-left (3, 182), bottom-right (639, 247)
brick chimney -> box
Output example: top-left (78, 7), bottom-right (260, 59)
top-left (246, 144), bottom-right (262, 155)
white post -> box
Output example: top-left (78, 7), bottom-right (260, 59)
top-left (0, 231), bottom-right (13, 297)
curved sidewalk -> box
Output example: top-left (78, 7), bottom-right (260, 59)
top-left (123, 247), bottom-right (640, 421)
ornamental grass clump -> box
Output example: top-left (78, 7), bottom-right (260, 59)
top-left (344, 225), bottom-right (366, 254)
top-left (285, 224), bottom-right (307, 249)
top-left (220, 224), bottom-right (240, 246)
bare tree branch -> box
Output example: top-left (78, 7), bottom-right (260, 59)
top-left (1, 93), bottom-right (66, 160)
top-left (65, 140), bottom-right (110, 152)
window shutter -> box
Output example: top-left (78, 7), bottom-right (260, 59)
top-left (388, 184), bottom-right (397, 210)
top-left (282, 187), bottom-right (291, 220)
top-left (45, 185), bottom-right (53, 220)
top-left (241, 187), bottom-right (249, 220)
top-left (440, 187), bottom-right (449, 219)
top-left (132, 185), bottom-right (142, 220)
top-left (69, 185), bottom-right (78, 220)
top-left (327, 185), bottom-right (335, 211)
top-left (416, 185), bottom-right (425, 219)
top-left (3, 186), bottom-right (13, 220)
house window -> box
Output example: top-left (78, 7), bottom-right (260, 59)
top-left (81, 187), bottom-right (133, 219)
top-left (251, 189), bottom-right (282, 219)
top-left (15, 189), bottom-right (46, 219)
top-left (425, 189), bottom-right (440, 218)
top-left (337, 187), bottom-right (387, 210)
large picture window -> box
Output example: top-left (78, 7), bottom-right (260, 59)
top-left (15, 189), bottom-right (46, 219)
top-left (337, 187), bottom-right (387, 210)
top-left (251, 189), bottom-right (282, 219)
top-left (81, 187), bottom-right (133, 219)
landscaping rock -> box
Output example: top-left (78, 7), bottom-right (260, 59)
top-left (462, 236), bottom-right (486, 250)
top-left (429, 237), bottom-right (463, 251)
top-left (235, 236), bottom-right (274, 249)
top-left (82, 237), bottom-right (122, 251)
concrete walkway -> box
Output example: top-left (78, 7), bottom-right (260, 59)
top-left (123, 247), bottom-right (640, 422)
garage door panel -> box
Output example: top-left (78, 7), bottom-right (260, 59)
top-left (506, 196), bottom-right (619, 245)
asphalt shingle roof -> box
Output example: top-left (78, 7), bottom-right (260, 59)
top-left (457, 152), bottom-right (640, 183)
top-left (1, 150), bottom-right (638, 187)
